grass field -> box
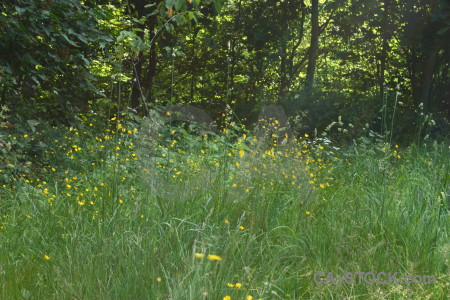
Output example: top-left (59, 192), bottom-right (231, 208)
top-left (0, 117), bottom-right (449, 299)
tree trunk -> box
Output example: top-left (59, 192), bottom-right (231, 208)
top-left (190, 25), bottom-right (198, 101)
top-left (229, 0), bottom-right (242, 104)
top-left (304, 0), bottom-right (319, 101)
top-left (379, 0), bottom-right (391, 100)
top-left (131, 51), bottom-right (144, 110)
top-left (287, 0), bottom-right (306, 87)
top-left (419, 47), bottom-right (438, 113)
top-left (130, 0), bottom-right (158, 113)
top-left (278, 0), bottom-right (289, 101)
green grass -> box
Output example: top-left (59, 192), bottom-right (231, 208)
top-left (0, 121), bottom-right (449, 299)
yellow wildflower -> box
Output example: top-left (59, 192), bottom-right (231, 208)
top-left (207, 254), bottom-right (222, 261)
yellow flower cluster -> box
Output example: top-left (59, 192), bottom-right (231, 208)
top-left (194, 253), bottom-right (223, 261)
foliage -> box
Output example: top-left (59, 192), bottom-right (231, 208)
top-left (0, 0), bottom-right (112, 119)
top-left (1, 0), bottom-right (448, 143)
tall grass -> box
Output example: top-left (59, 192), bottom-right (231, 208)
top-left (0, 117), bottom-right (448, 299)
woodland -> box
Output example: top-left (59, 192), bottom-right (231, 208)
top-left (1, 0), bottom-right (449, 137)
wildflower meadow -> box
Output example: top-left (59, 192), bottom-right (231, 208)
top-left (1, 110), bottom-right (448, 299)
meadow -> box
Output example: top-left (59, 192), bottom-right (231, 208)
top-left (0, 114), bottom-right (449, 299)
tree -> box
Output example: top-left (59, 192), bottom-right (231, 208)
top-left (127, 0), bottom-right (164, 112)
top-left (304, 0), bottom-right (319, 102)
top-left (0, 0), bottom-right (111, 119)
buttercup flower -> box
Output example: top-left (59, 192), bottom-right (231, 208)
top-left (207, 254), bottom-right (222, 261)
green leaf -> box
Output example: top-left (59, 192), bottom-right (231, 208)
top-left (77, 34), bottom-right (88, 44)
top-left (213, 0), bottom-right (223, 13)
top-left (165, 0), bottom-right (176, 9)
top-left (173, 14), bottom-right (184, 26)
top-left (2, 64), bottom-right (12, 74)
top-left (175, 0), bottom-right (187, 11)
top-left (98, 34), bottom-right (113, 42)
top-left (165, 23), bottom-right (174, 32)
top-left (61, 33), bottom-right (78, 46)
top-left (361, 137), bottom-right (371, 145)
top-left (31, 76), bottom-right (40, 85)
top-left (193, 0), bottom-right (201, 10)
top-left (80, 56), bottom-right (90, 66)
top-left (27, 120), bottom-right (39, 132)
top-left (14, 6), bottom-right (26, 15)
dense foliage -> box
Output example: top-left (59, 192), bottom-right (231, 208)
top-left (1, 0), bottom-right (448, 140)
top-left (0, 0), bottom-right (114, 119)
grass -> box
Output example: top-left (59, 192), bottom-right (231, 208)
top-left (0, 116), bottom-right (449, 299)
